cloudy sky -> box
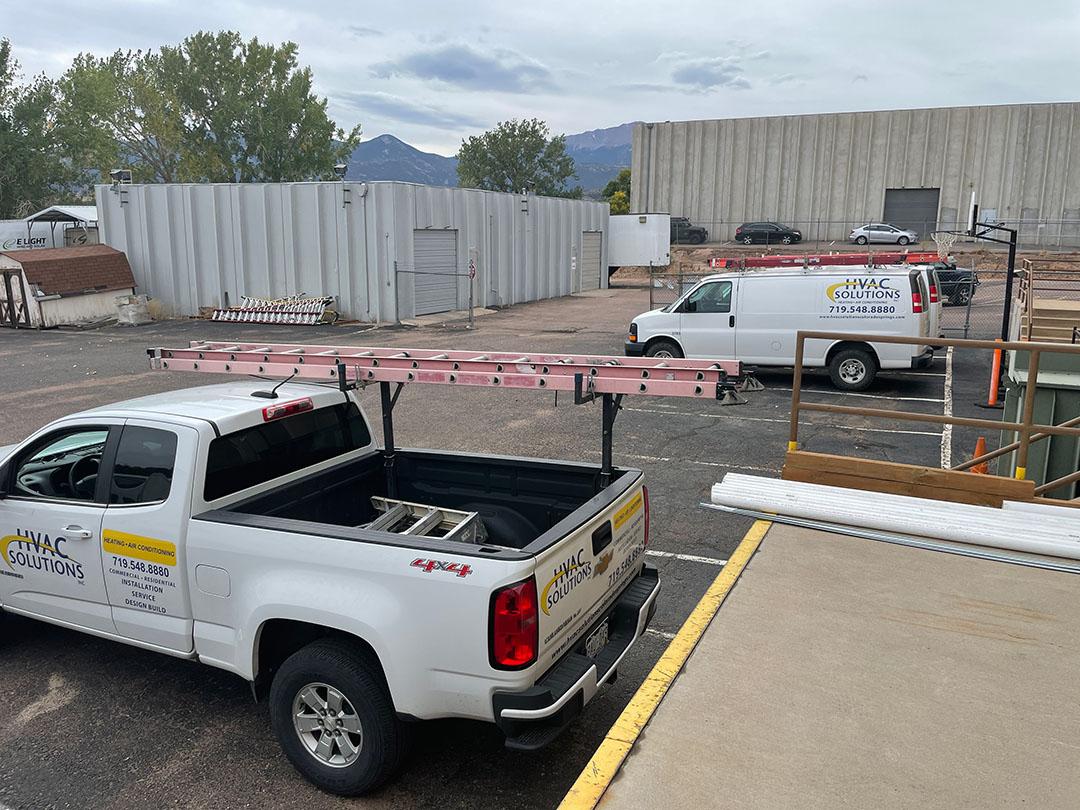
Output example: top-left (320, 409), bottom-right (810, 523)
top-left (6, 0), bottom-right (1079, 155)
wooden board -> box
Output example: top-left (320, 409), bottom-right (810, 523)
top-left (783, 450), bottom-right (1036, 508)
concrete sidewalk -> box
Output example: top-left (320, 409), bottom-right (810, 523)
top-left (599, 523), bottom-right (1080, 809)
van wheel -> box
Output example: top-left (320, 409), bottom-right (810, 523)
top-left (828, 348), bottom-right (877, 391)
top-left (270, 639), bottom-right (409, 796)
top-left (645, 340), bottom-right (683, 359)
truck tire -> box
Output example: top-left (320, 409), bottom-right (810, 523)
top-left (828, 348), bottom-right (877, 391)
top-left (645, 340), bottom-right (683, 359)
top-left (950, 287), bottom-right (971, 306)
top-left (690, 232), bottom-right (705, 245)
top-left (270, 639), bottom-right (409, 796)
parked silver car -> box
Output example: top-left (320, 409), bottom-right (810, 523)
top-left (849, 223), bottom-right (919, 245)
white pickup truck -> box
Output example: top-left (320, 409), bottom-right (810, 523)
top-left (0, 381), bottom-right (658, 795)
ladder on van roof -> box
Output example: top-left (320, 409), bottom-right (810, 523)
top-left (148, 341), bottom-right (762, 490)
top-left (708, 251), bottom-right (946, 269)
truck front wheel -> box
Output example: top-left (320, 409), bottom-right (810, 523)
top-left (269, 639), bottom-right (409, 795)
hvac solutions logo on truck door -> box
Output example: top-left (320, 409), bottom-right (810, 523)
top-left (824, 277), bottom-right (903, 320)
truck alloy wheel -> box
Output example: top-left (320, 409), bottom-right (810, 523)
top-left (270, 639), bottom-right (409, 795)
top-left (292, 682), bottom-right (364, 767)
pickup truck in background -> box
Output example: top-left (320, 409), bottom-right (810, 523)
top-left (0, 381), bottom-right (658, 795)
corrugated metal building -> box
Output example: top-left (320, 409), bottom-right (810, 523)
top-left (95, 182), bottom-right (608, 320)
top-left (631, 102), bottom-right (1080, 245)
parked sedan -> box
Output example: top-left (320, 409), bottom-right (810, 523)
top-left (734, 222), bottom-right (803, 245)
top-left (849, 223), bottom-right (919, 245)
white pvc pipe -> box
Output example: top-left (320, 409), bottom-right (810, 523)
top-left (711, 473), bottom-right (1080, 561)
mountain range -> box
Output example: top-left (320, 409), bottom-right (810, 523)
top-left (344, 122), bottom-right (635, 195)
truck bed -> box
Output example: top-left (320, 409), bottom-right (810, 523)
top-left (197, 448), bottom-right (636, 554)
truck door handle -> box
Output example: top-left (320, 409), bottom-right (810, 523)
top-left (62, 525), bottom-right (93, 540)
top-left (729, 315), bottom-right (735, 328)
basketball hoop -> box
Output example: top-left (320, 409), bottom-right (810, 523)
top-left (931, 230), bottom-right (957, 261)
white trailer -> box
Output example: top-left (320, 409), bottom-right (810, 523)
top-left (607, 214), bottom-right (670, 277)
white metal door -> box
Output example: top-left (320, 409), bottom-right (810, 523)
top-left (579, 231), bottom-right (602, 291)
top-left (413, 230), bottom-right (459, 315)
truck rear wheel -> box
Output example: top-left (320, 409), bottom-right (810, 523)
top-left (645, 340), bottom-right (683, 359)
top-left (270, 639), bottom-right (408, 795)
top-left (828, 348), bottom-right (877, 391)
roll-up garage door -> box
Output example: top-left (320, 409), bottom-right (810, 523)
top-left (413, 230), bottom-right (458, 315)
top-left (883, 188), bottom-right (940, 235)
top-left (579, 231), bottom-right (602, 291)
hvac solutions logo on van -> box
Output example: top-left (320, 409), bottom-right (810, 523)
top-left (825, 277), bottom-right (903, 319)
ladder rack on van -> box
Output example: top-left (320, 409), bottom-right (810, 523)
top-left (709, 251), bottom-right (945, 270)
top-left (148, 341), bottom-right (761, 489)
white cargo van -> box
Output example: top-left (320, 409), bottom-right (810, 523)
top-left (625, 265), bottom-right (933, 390)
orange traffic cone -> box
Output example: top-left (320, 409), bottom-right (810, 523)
top-left (971, 437), bottom-right (989, 474)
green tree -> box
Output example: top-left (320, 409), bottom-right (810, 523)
top-left (602, 168), bottom-right (631, 202)
top-left (56, 31), bottom-right (360, 184)
top-left (457, 118), bottom-right (581, 198)
top-left (56, 49), bottom-right (184, 183)
top-left (0, 39), bottom-right (70, 218)
top-left (608, 190), bottom-right (630, 215)
top-left (165, 32), bottom-right (360, 182)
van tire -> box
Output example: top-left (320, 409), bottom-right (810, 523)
top-left (828, 348), bottom-right (877, 391)
top-left (270, 639), bottom-right (409, 796)
top-left (645, 340), bottom-right (683, 359)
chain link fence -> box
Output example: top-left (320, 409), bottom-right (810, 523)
top-left (673, 217), bottom-right (1080, 250)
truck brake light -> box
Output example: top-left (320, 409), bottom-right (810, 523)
top-left (262, 397), bottom-right (314, 421)
top-left (490, 577), bottom-right (539, 670)
top-left (911, 291), bottom-right (924, 314)
top-left (643, 486), bottom-right (650, 547)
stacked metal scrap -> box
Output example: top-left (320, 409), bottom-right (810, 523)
top-left (210, 294), bottom-right (337, 325)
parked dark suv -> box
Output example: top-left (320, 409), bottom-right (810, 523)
top-left (934, 263), bottom-right (980, 306)
top-left (734, 222), bottom-right (803, 245)
top-left (671, 217), bottom-right (709, 245)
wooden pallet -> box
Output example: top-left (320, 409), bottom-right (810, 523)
top-left (782, 450), bottom-right (1036, 508)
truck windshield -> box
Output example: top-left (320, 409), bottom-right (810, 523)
top-left (204, 402), bottom-right (371, 502)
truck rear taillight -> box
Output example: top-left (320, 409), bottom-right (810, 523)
top-left (911, 292), bottom-right (924, 314)
top-left (490, 577), bottom-right (538, 670)
top-left (643, 486), bottom-right (650, 547)
top-left (262, 397), bottom-right (314, 421)
top-left (929, 283), bottom-right (939, 304)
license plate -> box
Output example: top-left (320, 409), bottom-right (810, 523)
top-left (585, 620), bottom-right (609, 658)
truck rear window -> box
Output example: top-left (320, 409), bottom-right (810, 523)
top-left (204, 402), bottom-right (371, 501)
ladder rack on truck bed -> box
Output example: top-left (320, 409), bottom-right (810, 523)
top-left (148, 340), bottom-right (761, 490)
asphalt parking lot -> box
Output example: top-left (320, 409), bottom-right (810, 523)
top-left (0, 285), bottom-right (995, 809)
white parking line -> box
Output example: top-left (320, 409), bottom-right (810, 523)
top-left (617, 453), bottom-right (779, 474)
top-left (770, 386), bottom-right (945, 403)
top-left (941, 346), bottom-right (954, 468)
top-left (625, 407), bottom-right (943, 437)
top-left (645, 549), bottom-right (729, 566)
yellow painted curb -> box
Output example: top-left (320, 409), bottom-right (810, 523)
top-left (558, 519), bottom-right (771, 810)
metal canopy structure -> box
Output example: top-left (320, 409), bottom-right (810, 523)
top-left (149, 340), bottom-right (759, 489)
top-left (22, 205), bottom-right (98, 248)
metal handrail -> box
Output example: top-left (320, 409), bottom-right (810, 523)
top-left (788, 331), bottom-right (1078, 483)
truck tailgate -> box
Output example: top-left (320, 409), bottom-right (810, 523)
top-left (533, 480), bottom-right (648, 668)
